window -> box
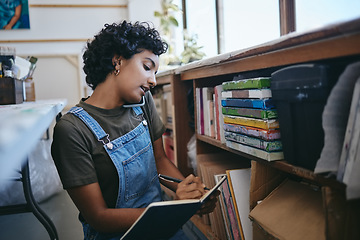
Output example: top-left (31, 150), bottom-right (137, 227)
top-left (183, 0), bottom-right (360, 58)
top-left (184, 0), bottom-right (279, 57)
top-left (222, 0), bottom-right (280, 53)
top-left (185, 0), bottom-right (218, 58)
top-left (296, 0), bottom-right (360, 33)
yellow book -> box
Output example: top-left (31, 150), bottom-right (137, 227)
top-left (224, 115), bottom-right (279, 130)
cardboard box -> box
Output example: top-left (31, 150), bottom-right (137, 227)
top-left (249, 179), bottom-right (325, 240)
top-left (0, 77), bottom-right (24, 105)
top-left (249, 161), bottom-right (286, 211)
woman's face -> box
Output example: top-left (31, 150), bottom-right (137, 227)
top-left (116, 50), bottom-right (159, 105)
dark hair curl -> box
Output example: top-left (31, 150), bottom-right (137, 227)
top-left (83, 21), bottom-right (168, 90)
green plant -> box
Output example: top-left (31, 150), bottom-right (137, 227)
top-left (154, 0), bottom-right (181, 65)
top-left (181, 30), bottom-right (206, 64)
top-left (154, 0), bottom-right (205, 66)
top-left (154, 0), bottom-right (180, 37)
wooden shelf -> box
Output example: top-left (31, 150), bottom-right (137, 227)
top-left (156, 18), bottom-right (360, 239)
top-left (156, 74), bottom-right (172, 85)
top-left (164, 123), bottom-right (173, 130)
top-left (197, 134), bottom-right (345, 190)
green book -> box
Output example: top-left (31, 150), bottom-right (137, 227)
top-left (222, 77), bottom-right (271, 90)
top-left (222, 107), bottom-right (278, 119)
top-left (224, 131), bottom-right (282, 152)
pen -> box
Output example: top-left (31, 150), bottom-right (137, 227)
top-left (158, 174), bottom-right (210, 190)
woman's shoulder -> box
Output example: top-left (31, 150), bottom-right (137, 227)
top-left (54, 112), bottom-right (84, 135)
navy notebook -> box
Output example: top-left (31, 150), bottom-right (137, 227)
top-left (120, 175), bottom-right (227, 240)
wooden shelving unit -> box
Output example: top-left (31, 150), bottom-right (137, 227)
top-left (156, 71), bottom-right (194, 176)
top-left (156, 18), bottom-right (360, 239)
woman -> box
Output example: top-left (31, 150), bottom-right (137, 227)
top-left (51, 21), bottom-right (218, 240)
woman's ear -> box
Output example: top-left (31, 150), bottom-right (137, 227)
top-left (112, 55), bottom-right (120, 66)
top-left (112, 55), bottom-right (122, 76)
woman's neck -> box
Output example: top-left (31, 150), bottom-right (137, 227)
top-left (85, 79), bottom-right (124, 109)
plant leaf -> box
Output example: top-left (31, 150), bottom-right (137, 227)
top-left (168, 16), bottom-right (179, 26)
top-left (154, 11), bottom-right (162, 17)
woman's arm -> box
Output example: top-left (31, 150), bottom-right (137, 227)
top-left (67, 182), bottom-right (144, 233)
top-left (153, 137), bottom-right (206, 199)
top-left (153, 137), bottom-right (220, 214)
top-left (4, 4), bottom-right (22, 29)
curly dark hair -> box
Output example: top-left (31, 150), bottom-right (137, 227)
top-left (83, 21), bottom-right (168, 90)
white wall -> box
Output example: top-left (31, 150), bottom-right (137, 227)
top-left (0, 0), bottom-right (164, 108)
top-left (128, 0), bottom-right (161, 27)
top-left (0, 0), bottom-right (130, 108)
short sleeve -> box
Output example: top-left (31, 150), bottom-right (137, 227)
top-left (51, 116), bottom-right (98, 189)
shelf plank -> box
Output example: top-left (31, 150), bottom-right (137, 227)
top-left (197, 134), bottom-right (345, 190)
top-left (156, 74), bottom-right (172, 85)
top-left (180, 32), bottom-right (360, 81)
top-left (165, 123), bottom-right (173, 130)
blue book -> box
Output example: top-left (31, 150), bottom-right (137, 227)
top-left (221, 98), bottom-right (275, 109)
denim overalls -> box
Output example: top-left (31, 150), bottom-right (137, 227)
top-left (69, 106), bottom-right (164, 239)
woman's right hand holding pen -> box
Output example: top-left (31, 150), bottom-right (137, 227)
top-left (175, 174), bottom-right (220, 215)
top-left (175, 174), bottom-right (206, 200)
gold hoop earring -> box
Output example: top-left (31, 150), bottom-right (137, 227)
top-left (114, 59), bottom-right (121, 76)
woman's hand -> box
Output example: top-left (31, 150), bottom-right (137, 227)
top-left (175, 174), bottom-right (206, 200)
top-left (175, 174), bottom-right (220, 215)
top-left (198, 190), bottom-right (220, 215)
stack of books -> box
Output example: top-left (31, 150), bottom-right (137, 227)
top-left (221, 77), bottom-right (284, 161)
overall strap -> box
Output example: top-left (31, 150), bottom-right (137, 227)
top-left (132, 106), bottom-right (142, 115)
top-left (68, 107), bottom-right (111, 145)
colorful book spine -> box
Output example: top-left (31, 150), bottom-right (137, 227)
top-left (215, 174), bottom-right (234, 240)
top-left (224, 131), bottom-right (282, 152)
top-left (223, 123), bottom-right (281, 140)
top-left (222, 107), bottom-right (277, 119)
top-left (222, 177), bottom-right (241, 240)
top-left (221, 98), bottom-right (275, 109)
top-left (222, 89), bottom-right (272, 99)
top-left (226, 140), bottom-right (284, 161)
top-left (195, 88), bottom-right (204, 135)
top-left (214, 85), bottom-right (221, 141)
top-left (202, 87), bottom-right (212, 136)
top-left (226, 169), bottom-right (252, 240)
top-left (215, 85), bottom-right (226, 143)
top-left (224, 115), bottom-right (280, 130)
top-left (222, 77), bottom-right (271, 90)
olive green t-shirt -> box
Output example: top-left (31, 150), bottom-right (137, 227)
top-left (51, 91), bottom-right (166, 208)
